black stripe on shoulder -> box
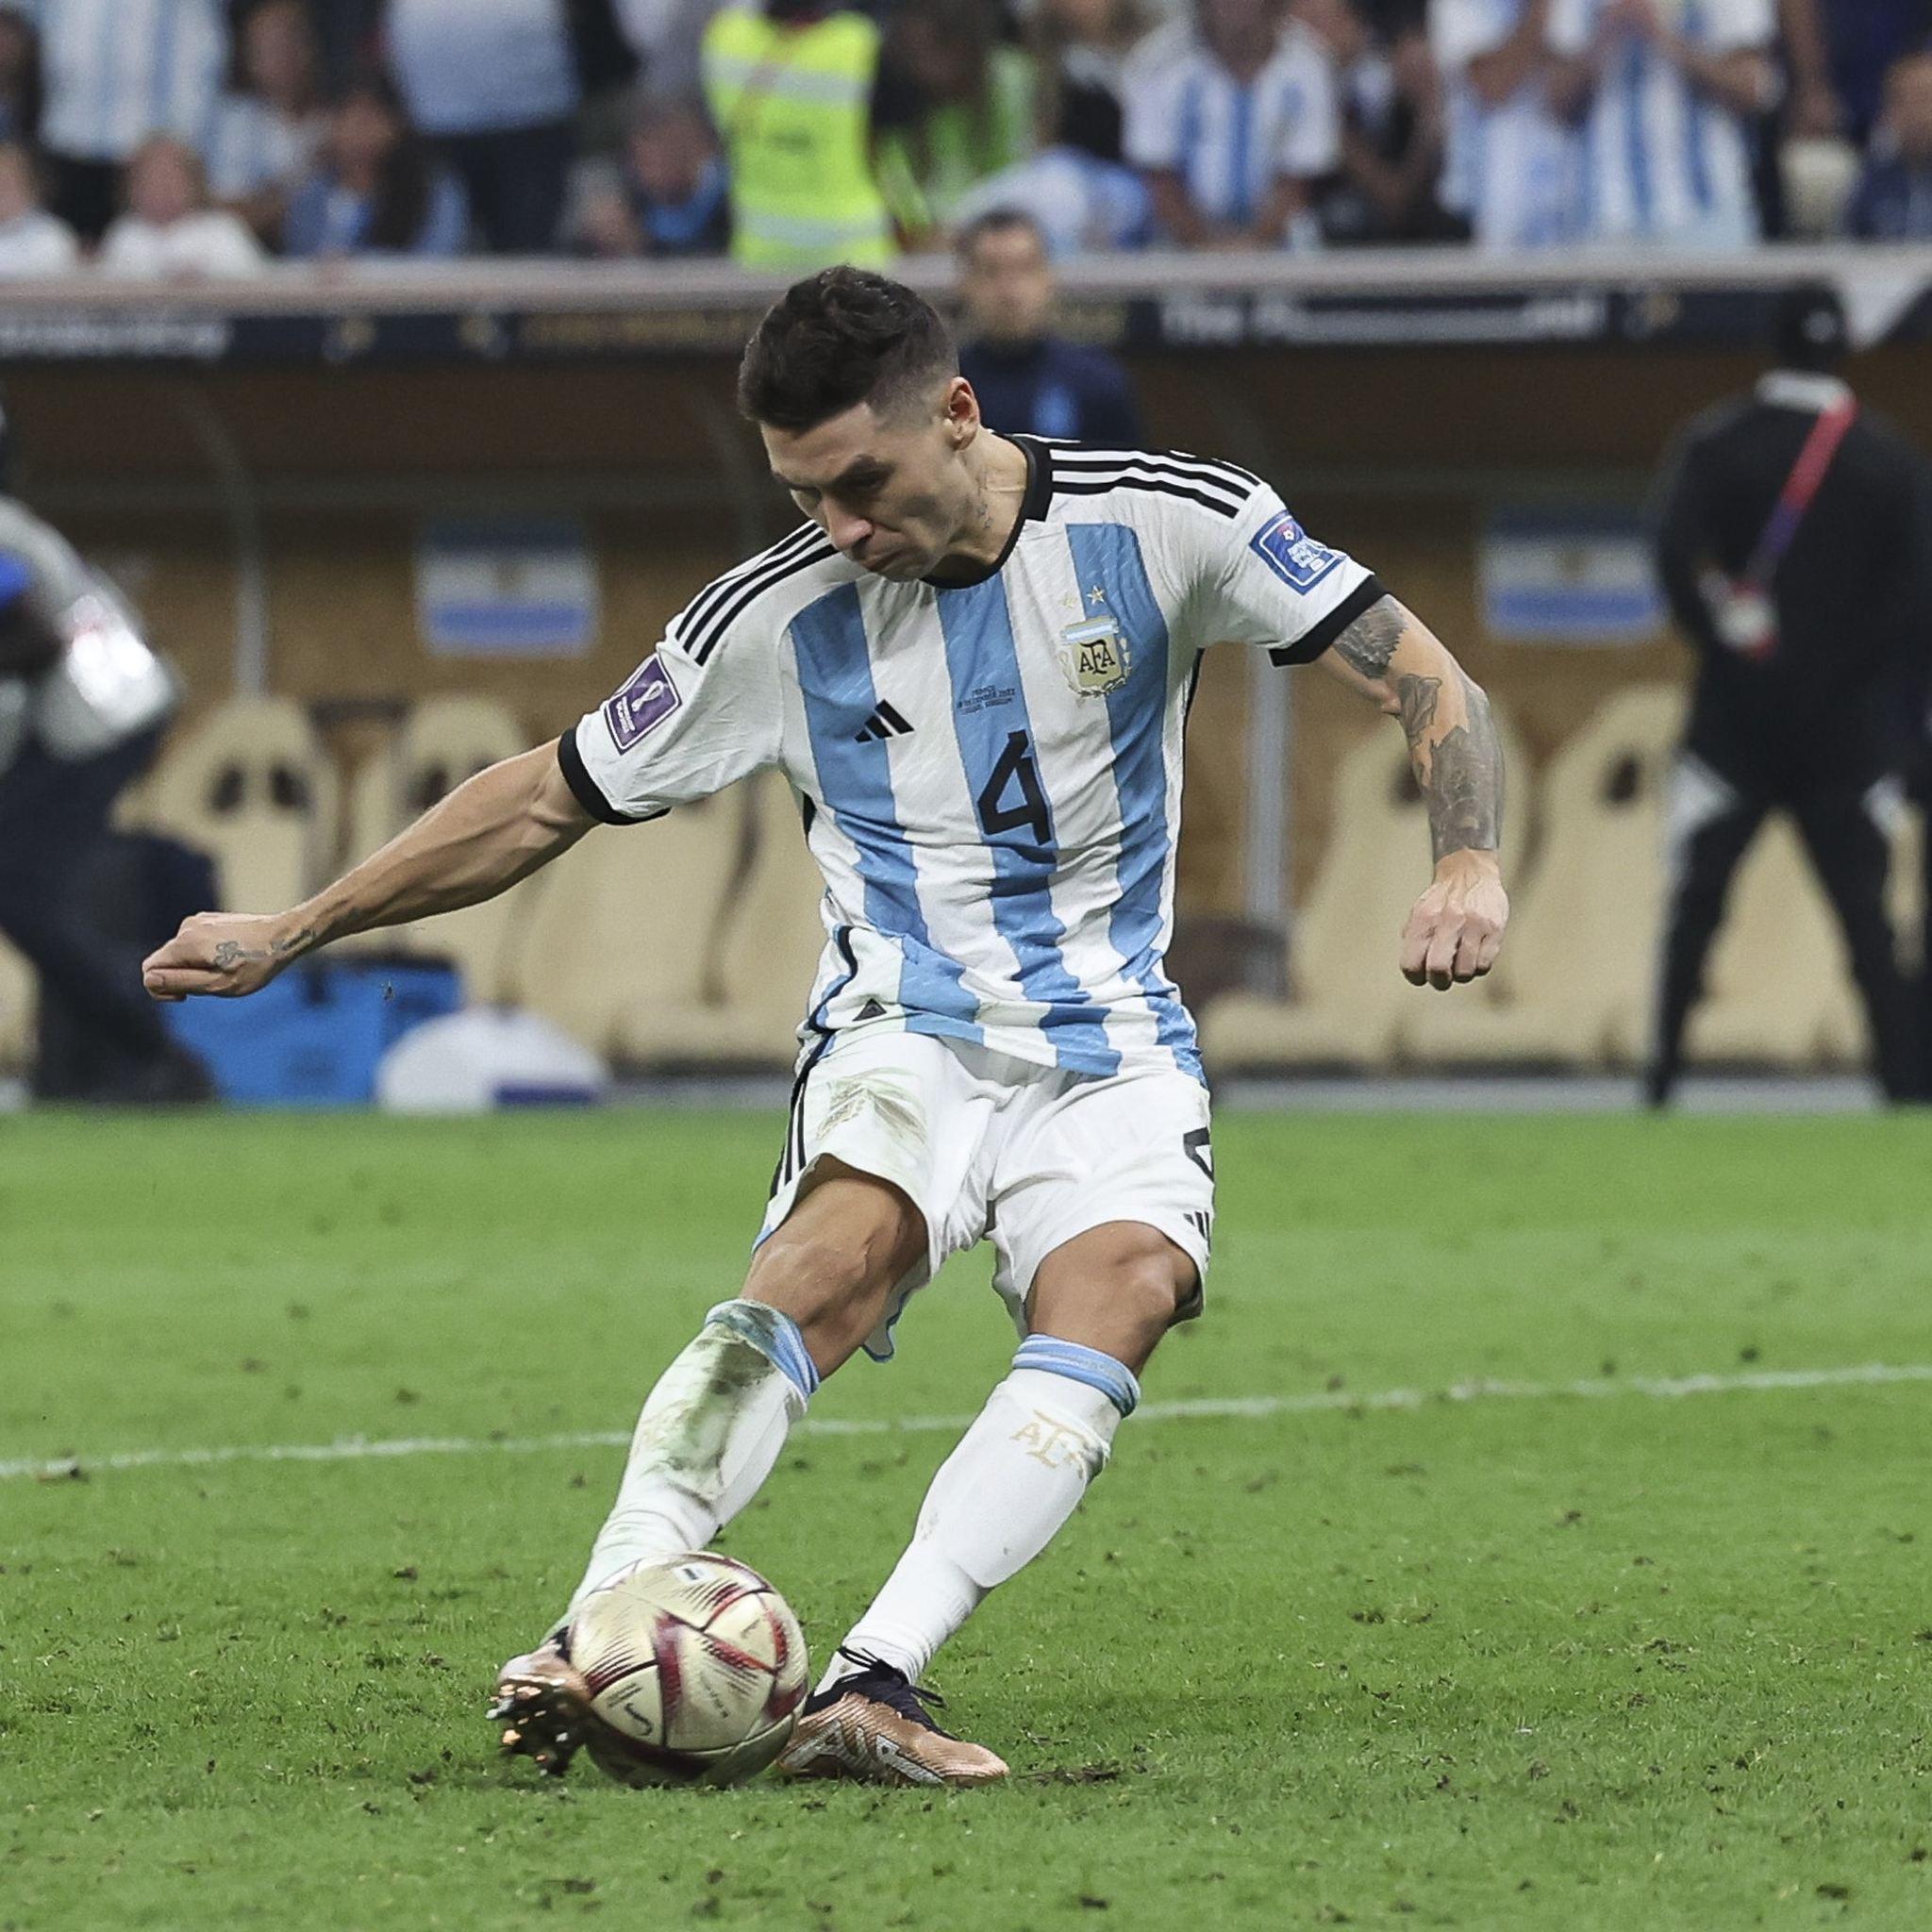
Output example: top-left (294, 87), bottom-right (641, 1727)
top-left (1053, 446), bottom-right (1263, 493)
top-left (673, 525), bottom-right (824, 658)
top-left (1269, 575), bottom-right (1388, 666)
top-left (1174, 448), bottom-right (1265, 491)
top-left (1051, 458), bottom-right (1250, 513)
top-left (1054, 475), bottom-right (1248, 519)
top-left (679, 532), bottom-right (841, 666)
top-left (676, 524), bottom-right (821, 638)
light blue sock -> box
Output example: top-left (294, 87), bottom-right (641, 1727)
top-left (1012, 1334), bottom-right (1140, 1417)
top-left (705, 1298), bottom-right (820, 1403)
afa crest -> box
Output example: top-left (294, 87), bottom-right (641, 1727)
top-left (1058, 612), bottom-right (1131, 697)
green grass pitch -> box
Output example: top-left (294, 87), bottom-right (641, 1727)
top-left (4, 1107), bottom-right (1931, 1930)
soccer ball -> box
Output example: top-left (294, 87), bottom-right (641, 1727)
top-left (570, 1554), bottom-right (808, 1787)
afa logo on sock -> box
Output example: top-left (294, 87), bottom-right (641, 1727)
top-left (1251, 508), bottom-right (1342, 592)
top-left (1010, 1413), bottom-right (1093, 1471)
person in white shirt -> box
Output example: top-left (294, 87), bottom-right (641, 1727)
top-left (0, 141), bottom-right (79, 274)
top-left (206, 0), bottom-right (325, 249)
top-left (1430, 0), bottom-right (1580, 247)
top-left (1548, 0), bottom-right (1775, 247)
top-left (98, 135), bottom-right (264, 277)
top-left (386, 0), bottom-right (581, 253)
top-left (1124, 0), bottom-right (1341, 245)
top-left (36, 0), bottom-right (228, 242)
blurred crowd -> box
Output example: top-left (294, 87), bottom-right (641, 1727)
top-left (0, 0), bottom-right (1925, 275)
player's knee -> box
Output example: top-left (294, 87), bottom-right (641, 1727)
top-left (747, 1225), bottom-right (875, 1310)
top-left (1028, 1223), bottom-right (1195, 1370)
top-left (743, 1173), bottom-right (924, 1354)
top-left (1113, 1246), bottom-right (1194, 1344)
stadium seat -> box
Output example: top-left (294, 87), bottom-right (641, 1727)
top-left (514, 784), bottom-right (747, 1063)
top-left (1400, 685), bottom-right (1681, 1068)
top-left (0, 929), bottom-right (34, 1074)
top-left (342, 696), bottom-right (533, 1004)
top-left (612, 770), bottom-right (827, 1069)
top-left (1200, 701), bottom-right (1526, 1073)
top-left (142, 697), bottom-right (341, 914)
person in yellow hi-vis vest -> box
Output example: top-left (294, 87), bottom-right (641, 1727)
top-left (701, 0), bottom-right (905, 269)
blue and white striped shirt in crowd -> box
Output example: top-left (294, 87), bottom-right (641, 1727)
top-left (1122, 18), bottom-right (1339, 236)
top-left (1430, 0), bottom-right (1579, 249)
top-left (35, 0), bottom-right (226, 164)
top-left (563, 439), bottom-right (1383, 1084)
top-left (203, 95), bottom-right (322, 203)
top-left (1551, 0), bottom-right (1773, 247)
top-left (387, 0), bottom-right (579, 138)
top-left (281, 169), bottom-right (471, 258)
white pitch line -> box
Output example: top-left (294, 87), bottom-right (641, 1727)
top-left (4, 1360), bottom-right (1930, 1487)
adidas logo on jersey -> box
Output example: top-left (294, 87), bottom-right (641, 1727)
top-left (854, 701), bottom-right (914, 744)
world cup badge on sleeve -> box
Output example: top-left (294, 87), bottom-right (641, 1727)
top-left (1058, 601), bottom-right (1131, 698)
top-left (604, 653), bottom-right (682, 751)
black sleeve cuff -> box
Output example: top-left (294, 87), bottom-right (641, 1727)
top-left (1268, 575), bottom-right (1389, 666)
top-left (556, 725), bottom-right (656, 825)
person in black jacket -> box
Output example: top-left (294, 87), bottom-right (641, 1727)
top-left (955, 208), bottom-right (1144, 446)
top-left (1648, 284), bottom-right (1928, 1106)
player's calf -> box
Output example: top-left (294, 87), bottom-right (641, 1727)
top-left (787, 1332), bottom-right (1140, 1786)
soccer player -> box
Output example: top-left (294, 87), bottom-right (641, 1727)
top-left (142, 268), bottom-right (1508, 1786)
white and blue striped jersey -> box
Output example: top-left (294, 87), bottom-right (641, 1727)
top-left (204, 94), bottom-right (321, 203)
top-left (1431, 0), bottom-right (1580, 250)
top-left (1550, 0), bottom-right (1772, 247)
top-left (563, 441), bottom-right (1380, 1084)
top-left (1122, 19), bottom-right (1339, 234)
top-left (35, 0), bottom-right (228, 164)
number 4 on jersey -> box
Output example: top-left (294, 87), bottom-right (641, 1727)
top-left (975, 730), bottom-right (1053, 848)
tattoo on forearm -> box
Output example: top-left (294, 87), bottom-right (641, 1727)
top-left (1330, 596), bottom-right (1406, 681)
top-left (1394, 672), bottom-right (1440, 744)
top-left (1399, 669), bottom-right (1502, 862)
top-left (1334, 592), bottom-right (1502, 863)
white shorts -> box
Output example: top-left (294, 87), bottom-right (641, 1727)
top-left (758, 1029), bottom-right (1215, 1361)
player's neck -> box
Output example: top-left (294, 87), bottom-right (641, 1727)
top-left (929, 433), bottom-right (1031, 584)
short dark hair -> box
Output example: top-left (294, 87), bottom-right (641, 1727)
top-left (955, 207), bottom-right (1046, 264)
top-left (1771, 282), bottom-right (1848, 373)
top-left (737, 267), bottom-right (958, 431)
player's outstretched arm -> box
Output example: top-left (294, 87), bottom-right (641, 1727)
top-left (142, 740), bottom-right (595, 1001)
top-left (1316, 594), bottom-right (1508, 991)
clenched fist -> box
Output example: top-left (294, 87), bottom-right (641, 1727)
top-left (142, 911), bottom-right (313, 1001)
top-left (1399, 853), bottom-right (1508, 991)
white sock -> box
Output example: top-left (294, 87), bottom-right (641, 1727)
top-left (824, 1338), bottom-right (1140, 1690)
top-left (570, 1300), bottom-right (818, 1614)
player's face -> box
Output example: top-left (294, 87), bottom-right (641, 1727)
top-left (761, 382), bottom-right (981, 581)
